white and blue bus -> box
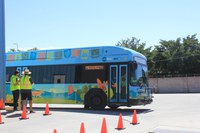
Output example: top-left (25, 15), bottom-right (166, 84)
top-left (5, 46), bottom-right (153, 109)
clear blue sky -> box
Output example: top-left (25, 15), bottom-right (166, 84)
top-left (5, 0), bottom-right (200, 51)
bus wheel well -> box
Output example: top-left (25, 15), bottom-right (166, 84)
top-left (84, 88), bottom-right (107, 110)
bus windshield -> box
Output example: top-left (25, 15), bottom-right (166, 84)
top-left (130, 63), bottom-right (148, 86)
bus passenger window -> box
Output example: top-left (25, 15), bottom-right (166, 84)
top-left (54, 75), bottom-right (65, 84)
top-left (57, 79), bottom-right (61, 83)
top-left (6, 74), bottom-right (10, 82)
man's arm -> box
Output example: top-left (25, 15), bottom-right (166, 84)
top-left (29, 77), bottom-right (34, 85)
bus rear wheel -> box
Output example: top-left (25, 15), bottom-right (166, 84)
top-left (84, 88), bottom-right (107, 110)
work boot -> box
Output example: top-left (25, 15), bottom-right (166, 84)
top-left (30, 110), bottom-right (35, 113)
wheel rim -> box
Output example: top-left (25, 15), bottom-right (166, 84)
top-left (91, 96), bottom-right (101, 106)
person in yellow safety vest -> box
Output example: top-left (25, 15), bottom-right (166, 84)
top-left (20, 69), bottom-right (35, 113)
top-left (10, 70), bottom-right (20, 111)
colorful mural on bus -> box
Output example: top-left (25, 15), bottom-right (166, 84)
top-left (6, 79), bottom-right (114, 104)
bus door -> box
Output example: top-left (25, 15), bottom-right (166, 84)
top-left (109, 65), bottom-right (128, 103)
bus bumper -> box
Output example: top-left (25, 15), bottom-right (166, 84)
top-left (129, 97), bottom-right (153, 106)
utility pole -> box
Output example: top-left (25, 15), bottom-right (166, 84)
top-left (0, 0), bottom-right (6, 101)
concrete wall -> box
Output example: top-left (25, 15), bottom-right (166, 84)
top-left (149, 77), bottom-right (200, 93)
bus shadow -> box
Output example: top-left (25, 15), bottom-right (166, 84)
top-left (6, 113), bottom-right (21, 118)
top-left (5, 110), bottom-right (21, 118)
top-left (1, 110), bottom-right (17, 116)
top-left (34, 107), bottom-right (153, 116)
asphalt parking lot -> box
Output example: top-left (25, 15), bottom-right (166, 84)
top-left (1, 94), bottom-right (200, 133)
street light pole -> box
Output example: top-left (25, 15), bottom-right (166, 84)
top-left (0, 0), bottom-right (6, 101)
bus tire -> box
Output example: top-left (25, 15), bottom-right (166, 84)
top-left (85, 88), bottom-right (107, 110)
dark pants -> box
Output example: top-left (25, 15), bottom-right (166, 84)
top-left (21, 90), bottom-right (32, 100)
top-left (12, 90), bottom-right (20, 110)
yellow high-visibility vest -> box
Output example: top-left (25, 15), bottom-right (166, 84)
top-left (10, 75), bottom-right (20, 91)
top-left (21, 75), bottom-right (32, 90)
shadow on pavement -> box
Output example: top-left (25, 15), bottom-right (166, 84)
top-left (6, 113), bottom-right (21, 118)
top-left (1, 110), bottom-right (16, 116)
top-left (33, 107), bottom-right (153, 116)
top-left (1, 111), bottom-right (7, 115)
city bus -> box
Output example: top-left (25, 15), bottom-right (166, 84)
top-left (5, 46), bottom-right (153, 109)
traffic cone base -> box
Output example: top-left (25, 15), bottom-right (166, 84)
top-left (43, 113), bottom-right (52, 116)
top-left (115, 127), bottom-right (125, 130)
top-left (130, 122), bottom-right (140, 125)
top-left (19, 117), bottom-right (29, 120)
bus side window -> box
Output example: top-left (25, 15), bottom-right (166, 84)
top-left (57, 79), bottom-right (61, 83)
top-left (6, 74), bottom-right (10, 82)
top-left (54, 75), bottom-right (65, 84)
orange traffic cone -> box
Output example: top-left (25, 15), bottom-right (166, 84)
top-left (115, 113), bottom-right (125, 130)
top-left (101, 117), bottom-right (107, 133)
top-left (80, 122), bottom-right (85, 133)
top-left (0, 98), bottom-right (5, 110)
top-left (0, 111), bottom-right (4, 124)
top-left (43, 103), bottom-right (51, 115)
top-left (131, 110), bottom-right (139, 125)
top-left (53, 129), bottom-right (57, 133)
top-left (20, 105), bottom-right (28, 120)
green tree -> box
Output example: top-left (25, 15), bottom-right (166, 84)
top-left (152, 34), bottom-right (200, 76)
top-left (117, 37), bottom-right (151, 56)
top-left (8, 47), bottom-right (39, 52)
top-left (157, 38), bottom-right (184, 75)
top-left (8, 48), bottom-right (21, 52)
top-left (116, 37), bottom-right (152, 56)
top-left (182, 34), bottom-right (200, 74)
top-left (27, 47), bottom-right (39, 51)
top-left (116, 34), bottom-right (200, 77)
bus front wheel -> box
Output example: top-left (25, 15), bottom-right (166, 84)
top-left (84, 88), bottom-right (107, 110)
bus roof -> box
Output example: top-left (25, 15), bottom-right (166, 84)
top-left (6, 46), bottom-right (147, 67)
